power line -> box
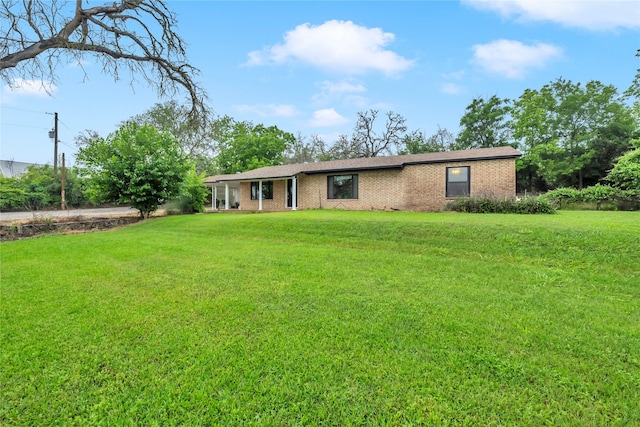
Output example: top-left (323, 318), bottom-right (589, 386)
top-left (58, 119), bottom-right (73, 132)
top-left (0, 106), bottom-right (49, 115)
top-left (0, 122), bottom-right (49, 130)
top-left (59, 140), bottom-right (76, 150)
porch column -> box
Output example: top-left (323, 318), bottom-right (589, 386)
top-left (212, 186), bottom-right (216, 209)
top-left (292, 176), bottom-right (297, 211)
top-left (224, 184), bottom-right (229, 210)
top-left (258, 180), bottom-right (263, 211)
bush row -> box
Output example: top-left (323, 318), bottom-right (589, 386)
top-left (1, 164), bottom-right (210, 214)
top-left (539, 185), bottom-right (640, 211)
top-left (446, 196), bottom-right (556, 214)
top-left (0, 165), bottom-right (92, 211)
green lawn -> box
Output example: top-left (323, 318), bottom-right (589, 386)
top-left (1, 210), bottom-right (639, 425)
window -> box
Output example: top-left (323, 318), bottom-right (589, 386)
top-left (328, 174), bottom-right (358, 199)
top-left (446, 167), bottom-right (470, 197)
top-left (250, 181), bottom-right (273, 200)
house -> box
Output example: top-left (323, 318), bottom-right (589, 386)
top-left (0, 160), bottom-right (41, 178)
top-left (204, 146), bottom-right (521, 212)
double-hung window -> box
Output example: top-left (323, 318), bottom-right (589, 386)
top-left (328, 174), bottom-right (358, 199)
top-left (446, 167), bottom-right (470, 197)
top-left (250, 181), bottom-right (273, 200)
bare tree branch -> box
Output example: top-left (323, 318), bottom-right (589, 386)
top-left (352, 110), bottom-right (408, 157)
top-left (0, 0), bottom-right (207, 118)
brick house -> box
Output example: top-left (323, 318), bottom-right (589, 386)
top-left (204, 146), bottom-right (521, 212)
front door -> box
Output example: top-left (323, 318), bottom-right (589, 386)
top-left (286, 178), bottom-right (297, 209)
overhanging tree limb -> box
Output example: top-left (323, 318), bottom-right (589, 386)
top-left (0, 0), bottom-right (206, 117)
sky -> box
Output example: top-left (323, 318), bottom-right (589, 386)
top-left (1, 0), bottom-right (639, 166)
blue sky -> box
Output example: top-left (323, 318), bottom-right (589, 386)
top-left (1, 0), bottom-right (639, 165)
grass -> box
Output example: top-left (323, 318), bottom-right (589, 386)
top-left (1, 210), bottom-right (639, 425)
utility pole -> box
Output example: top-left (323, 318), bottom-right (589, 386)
top-left (53, 112), bottom-right (59, 174)
top-left (61, 153), bottom-right (66, 210)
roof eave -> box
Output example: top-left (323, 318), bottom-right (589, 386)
top-left (210, 173), bottom-right (300, 183)
top-left (303, 164), bottom-right (403, 175)
top-left (402, 153), bottom-right (522, 167)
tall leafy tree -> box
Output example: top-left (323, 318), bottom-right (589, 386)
top-left (606, 139), bottom-right (640, 190)
top-left (284, 133), bottom-right (326, 164)
top-left (77, 122), bottom-right (190, 218)
top-left (399, 130), bottom-right (428, 154)
top-left (456, 95), bottom-right (512, 149)
top-left (322, 134), bottom-right (364, 160)
top-left (624, 49), bottom-right (640, 100)
top-left (129, 101), bottom-right (219, 174)
top-left (400, 127), bottom-right (458, 154)
top-left (216, 122), bottom-right (295, 174)
top-left (512, 78), bottom-right (635, 190)
top-left (583, 114), bottom-right (638, 187)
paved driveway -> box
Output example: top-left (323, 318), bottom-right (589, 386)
top-left (0, 207), bottom-right (141, 222)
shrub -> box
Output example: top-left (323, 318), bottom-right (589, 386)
top-left (539, 185), bottom-right (639, 211)
top-left (0, 177), bottom-right (26, 211)
top-left (615, 188), bottom-right (640, 211)
top-left (166, 166), bottom-right (209, 214)
top-left (606, 145), bottom-right (640, 190)
top-left (580, 184), bottom-right (621, 210)
top-left (446, 196), bottom-right (555, 214)
top-left (539, 187), bottom-right (581, 209)
top-left (0, 177), bottom-right (27, 211)
top-left (513, 196), bottom-right (556, 214)
top-left (0, 165), bottom-right (93, 211)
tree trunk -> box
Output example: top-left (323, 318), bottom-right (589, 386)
top-left (578, 170), bottom-right (584, 190)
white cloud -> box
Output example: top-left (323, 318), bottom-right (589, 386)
top-left (2, 78), bottom-right (57, 98)
top-left (472, 39), bottom-right (563, 78)
top-left (440, 70), bottom-right (466, 94)
top-left (312, 80), bottom-right (367, 105)
top-left (320, 80), bottom-right (367, 96)
top-left (234, 104), bottom-right (300, 118)
top-left (343, 95), bottom-right (371, 108)
top-left (463, 0), bottom-right (640, 31)
top-left (246, 20), bottom-right (414, 76)
top-left (308, 108), bottom-right (350, 127)
top-left (441, 70), bottom-right (466, 81)
top-left (441, 83), bottom-right (464, 95)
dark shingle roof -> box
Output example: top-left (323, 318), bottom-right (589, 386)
top-left (204, 146), bottom-right (521, 184)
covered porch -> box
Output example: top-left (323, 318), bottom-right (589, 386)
top-left (205, 182), bottom-right (240, 210)
top-left (204, 174), bottom-right (299, 212)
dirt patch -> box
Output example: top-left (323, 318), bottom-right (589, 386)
top-left (0, 216), bottom-right (142, 241)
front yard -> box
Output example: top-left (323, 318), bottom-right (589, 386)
top-left (1, 210), bottom-right (638, 425)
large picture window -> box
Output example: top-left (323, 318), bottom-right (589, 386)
top-left (250, 181), bottom-right (273, 200)
top-left (328, 174), bottom-right (358, 199)
top-left (446, 167), bottom-right (470, 197)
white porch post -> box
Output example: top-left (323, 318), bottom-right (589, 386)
top-left (214, 186), bottom-right (218, 210)
top-left (292, 176), bottom-right (297, 211)
top-left (258, 180), bottom-right (263, 211)
top-left (224, 184), bottom-right (229, 210)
